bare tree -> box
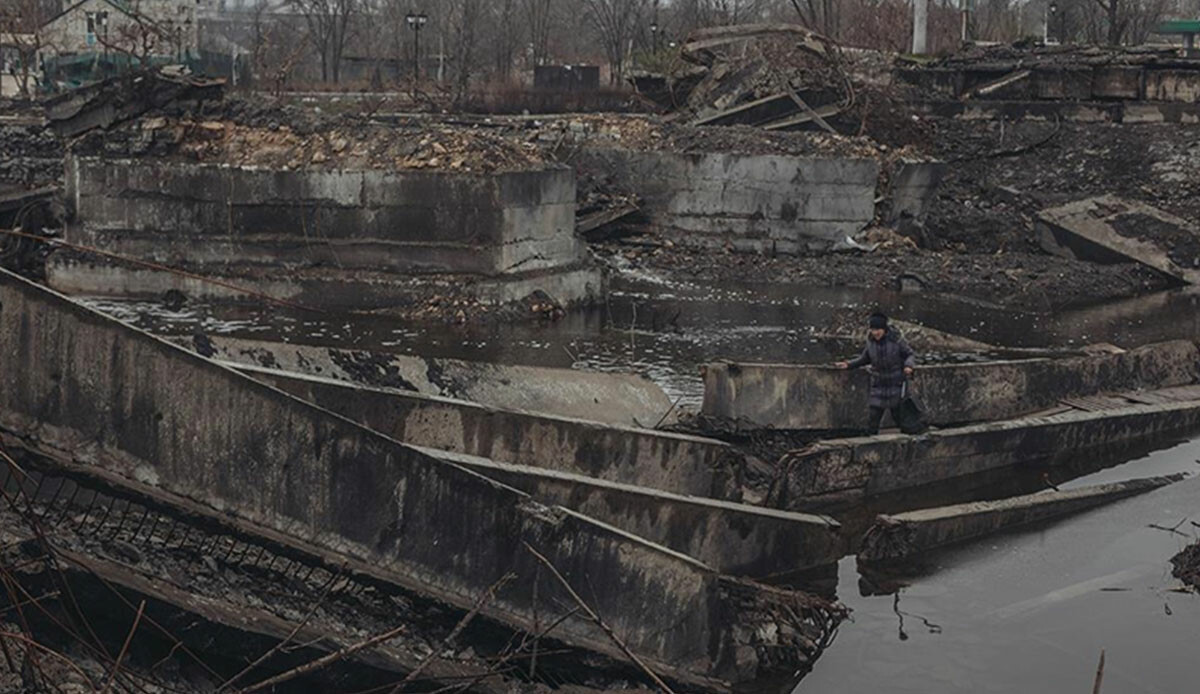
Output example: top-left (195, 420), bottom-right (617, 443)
top-left (971, 0), bottom-right (1022, 42)
top-left (490, 0), bottom-right (520, 80)
top-left (1083, 0), bottom-right (1170, 45)
top-left (289, 0), bottom-right (358, 82)
top-left (94, 4), bottom-right (186, 66)
top-left (582, 0), bottom-right (647, 84)
top-left (248, 0), bottom-right (306, 94)
top-left (522, 0), bottom-right (555, 66)
top-left (445, 0), bottom-right (482, 102)
top-left (788, 0), bottom-right (839, 37)
top-left (0, 0), bottom-right (56, 96)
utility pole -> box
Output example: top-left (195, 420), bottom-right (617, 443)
top-left (960, 0), bottom-right (970, 43)
top-left (912, 0), bottom-right (928, 54)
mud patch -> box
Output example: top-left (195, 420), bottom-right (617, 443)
top-left (1109, 212), bottom-right (1200, 270)
top-left (1170, 540), bottom-right (1200, 590)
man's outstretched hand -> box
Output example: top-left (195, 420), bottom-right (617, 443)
top-left (904, 367), bottom-right (915, 377)
top-left (835, 361), bottom-right (850, 369)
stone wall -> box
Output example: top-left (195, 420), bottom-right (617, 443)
top-left (702, 340), bottom-right (1200, 431)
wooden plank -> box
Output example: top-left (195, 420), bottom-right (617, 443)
top-left (760, 103), bottom-right (844, 131)
top-left (577, 202), bottom-right (639, 235)
top-left (964, 69), bottom-right (1031, 100)
top-left (690, 92), bottom-right (792, 126)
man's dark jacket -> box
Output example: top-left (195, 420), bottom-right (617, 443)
top-left (847, 327), bottom-right (917, 409)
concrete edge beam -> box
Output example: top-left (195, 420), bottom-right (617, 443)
top-left (701, 339), bottom-right (1200, 431)
top-left (858, 474), bottom-right (1184, 562)
top-left (237, 363), bottom-right (761, 504)
top-left (769, 397), bottom-right (1200, 507)
top-left (418, 445), bottom-right (842, 577)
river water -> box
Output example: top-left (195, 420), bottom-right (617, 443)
top-left (80, 274), bottom-right (1200, 694)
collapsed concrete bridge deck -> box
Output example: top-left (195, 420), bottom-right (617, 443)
top-left (702, 339), bottom-right (1200, 432)
top-left (228, 365), bottom-right (847, 576)
top-left (769, 385), bottom-right (1200, 510)
top-left (0, 267), bottom-right (842, 691)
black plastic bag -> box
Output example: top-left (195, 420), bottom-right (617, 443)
top-left (897, 381), bottom-right (928, 435)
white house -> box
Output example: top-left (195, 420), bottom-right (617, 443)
top-left (41, 0), bottom-right (200, 62)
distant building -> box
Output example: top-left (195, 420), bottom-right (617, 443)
top-left (40, 0), bottom-right (200, 86)
top-left (533, 65), bottom-right (601, 91)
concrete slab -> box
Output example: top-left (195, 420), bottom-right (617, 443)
top-left (573, 148), bottom-right (879, 252)
top-left (701, 340), bottom-right (1199, 432)
top-left (1037, 195), bottom-right (1200, 284)
top-left (242, 364), bottom-right (753, 501)
top-left (44, 252), bottom-right (605, 309)
top-left (53, 155), bottom-right (601, 309)
top-left (172, 335), bottom-right (674, 429)
top-left (0, 268), bottom-right (840, 690)
top-left (886, 160), bottom-right (947, 224)
top-left (858, 475), bottom-right (1182, 562)
top-left (421, 446), bottom-right (843, 577)
top-left (766, 395), bottom-right (1200, 509)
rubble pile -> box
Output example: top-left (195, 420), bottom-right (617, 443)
top-left (928, 41), bottom-right (1200, 70)
top-left (69, 95), bottom-right (547, 173)
top-left (682, 32), bottom-right (846, 120)
top-left (542, 113), bottom-right (880, 158)
top-left (78, 115), bottom-right (545, 173)
top-left (918, 120), bottom-right (1200, 254)
top-left (601, 236), bottom-right (1166, 311)
top-left (0, 123), bottom-right (63, 185)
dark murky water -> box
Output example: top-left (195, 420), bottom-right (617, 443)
top-left (800, 439), bottom-right (1200, 694)
top-left (79, 273), bottom-right (1200, 409)
top-left (79, 272), bottom-right (1200, 693)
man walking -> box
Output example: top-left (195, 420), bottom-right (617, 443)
top-left (836, 312), bottom-right (917, 435)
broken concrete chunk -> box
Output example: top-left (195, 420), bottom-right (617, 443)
top-left (858, 474), bottom-right (1184, 562)
top-left (1037, 195), bottom-right (1200, 283)
top-left (173, 335), bottom-right (674, 429)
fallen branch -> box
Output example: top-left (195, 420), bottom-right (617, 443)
top-left (235, 623), bottom-right (408, 694)
top-left (438, 605), bottom-right (581, 694)
top-left (1092, 649), bottom-right (1105, 694)
top-left (101, 599), bottom-right (146, 694)
top-left (217, 565), bottom-right (346, 692)
top-left (0, 631), bottom-right (99, 690)
top-left (523, 542), bottom-right (676, 694)
top-left (388, 572), bottom-right (515, 693)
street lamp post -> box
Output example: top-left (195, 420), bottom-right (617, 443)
top-left (405, 11), bottom-right (427, 99)
top-left (1045, 2), bottom-right (1057, 44)
top-left (650, 22), bottom-right (659, 52)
